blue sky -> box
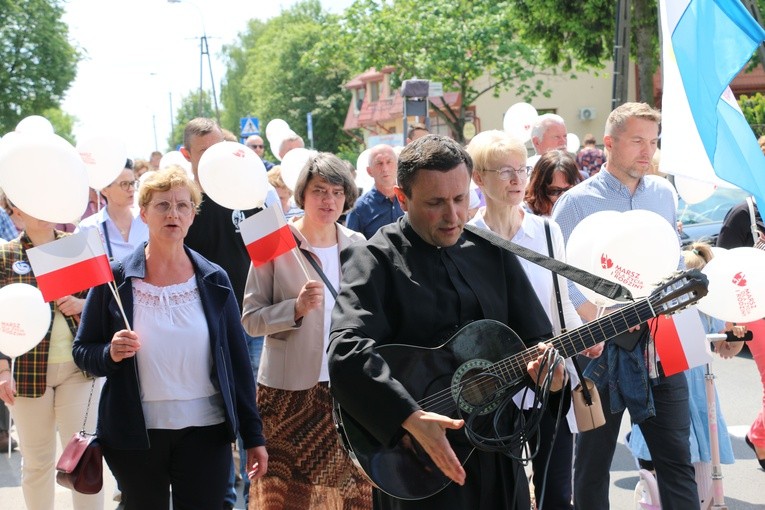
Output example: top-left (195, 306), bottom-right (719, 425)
top-left (61, 0), bottom-right (355, 158)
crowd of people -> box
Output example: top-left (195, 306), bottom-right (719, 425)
top-left (0, 102), bottom-right (763, 510)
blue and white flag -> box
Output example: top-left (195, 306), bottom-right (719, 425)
top-left (659, 0), bottom-right (765, 206)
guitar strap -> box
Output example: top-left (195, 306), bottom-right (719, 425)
top-left (464, 223), bottom-right (633, 303)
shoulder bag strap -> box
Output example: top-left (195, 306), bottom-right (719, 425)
top-left (544, 220), bottom-right (592, 405)
top-left (464, 223), bottom-right (633, 302)
top-left (293, 233), bottom-right (338, 299)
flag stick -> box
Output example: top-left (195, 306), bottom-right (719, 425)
top-left (291, 247), bottom-right (312, 282)
top-left (106, 281), bottom-right (132, 331)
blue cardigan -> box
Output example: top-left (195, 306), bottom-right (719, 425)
top-left (73, 244), bottom-right (265, 450)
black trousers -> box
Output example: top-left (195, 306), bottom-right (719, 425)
top-left (527, 410), bottom-right (573, 510)
top-left (103, 423), bottom-right (232, 510)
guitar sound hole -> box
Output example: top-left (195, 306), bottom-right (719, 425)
top-left (458, 367), bottom-right (502, 413)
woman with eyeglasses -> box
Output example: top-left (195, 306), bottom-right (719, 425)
top-left (77, 159), bottom-right (148, 262)
top-left (466, 132), bottom-right (599, 510)
top-left (525, 150), bottom-right (584, 217)
top-left (241, 153), bottom-right (372, 509)
top-left (73, 166), bottom-right (268, 509)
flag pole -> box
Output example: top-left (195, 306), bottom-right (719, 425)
top-left (106, 281), bottom-right (132, 331)
top-left (6, 358), bottom-right (14, 458)
top-left (290, 247), bottom-right (312, 282)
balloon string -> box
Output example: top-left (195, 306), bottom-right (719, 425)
top-left (6, 357), bottom-right (13, 458)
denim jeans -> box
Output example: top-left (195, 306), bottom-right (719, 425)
top-left (225, 333), bottom-right (264, 508)
top-left (573, 370), bottom-right (698, 510)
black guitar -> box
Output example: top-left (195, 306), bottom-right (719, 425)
top-left (332, 269), bottom-right (709, 500)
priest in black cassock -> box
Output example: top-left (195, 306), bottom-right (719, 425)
top-left (329, 135), bottom-right (569, 510)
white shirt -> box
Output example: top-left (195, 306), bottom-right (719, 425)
top-left (468, 207), bottom-right (584, 429)
top-left (77, 207), bottom-right (149, 262)
top-left (313, 244), bottom-right (340, 382)
top-left (133, 276), bottom-right (224, 429)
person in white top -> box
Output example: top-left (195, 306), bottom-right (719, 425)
top-left (466, 130), bottom-right (602, 510)
top-left (242, 153), bottom-right (372, 509)
top-left (77, 159), bottom-right (148, 262)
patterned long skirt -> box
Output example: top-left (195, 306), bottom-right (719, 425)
top-left (251, 382), bottom-right (373, 510)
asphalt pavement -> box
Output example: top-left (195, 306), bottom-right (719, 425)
top-left (1, 352), bottom-right (763, 509)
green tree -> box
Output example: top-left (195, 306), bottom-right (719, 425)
top-left (335, 0), bottom-right (550, 143)
top-left (41, 106), bottom-right (77, 144)
top-left (220, 1), bottom-right (352, 156)
top-left (510, 0), bottom-right (659, 105)
top-left (739, 92), bottom-right (765, 137)
top-left (219, 18), bottom-right (269, 135)
top-left (0, 0), bottom-right (79, 132)
top-left (168, 90), bottom-right (216, 149)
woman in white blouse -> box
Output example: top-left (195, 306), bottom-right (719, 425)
top-left (73, 166), bottom-right (267, 509)
top-left (77, 159), bottom-right (148, 262)
top-left (466, 131), bottom-right (601, 510)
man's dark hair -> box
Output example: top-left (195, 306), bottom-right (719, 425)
top-left (397, 135), bottom-right (472, 197)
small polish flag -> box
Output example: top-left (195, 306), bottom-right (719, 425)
top-left (240, 206), bottom-right (297, 267)
top-left (26, 229), bottom-right (113, 302)
top-left (651, 306), bottom-right (713, 376)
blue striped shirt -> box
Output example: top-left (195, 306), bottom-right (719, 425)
top-left (551, 166), bottom-right (679, 307)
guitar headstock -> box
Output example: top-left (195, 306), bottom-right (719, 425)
top-left (649, 269), bottom-right (709, 315)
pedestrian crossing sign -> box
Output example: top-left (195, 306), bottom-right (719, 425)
top-left (240, 116), bottom-right (260, 137)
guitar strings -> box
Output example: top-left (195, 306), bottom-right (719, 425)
top-left (414, 299), bottom-right (658, 416)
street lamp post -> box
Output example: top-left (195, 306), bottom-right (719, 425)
top-left (167, 0), bottom-right (221, 124)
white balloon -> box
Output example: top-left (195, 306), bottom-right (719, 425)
top-left (270, 129), bottom-right (299, 162)
top-left (567, 210), bottom-right (680, 304)
top-left (0, 283), bottom-right (51, 358)
top-left (594, 210), bottom-right (680, 298)
top-left (0, 132), bottom-right (88, 223)
top-left (198, 141), bottom-right (268, 210)
top-left (503, 102), bottom-right (538, 143)
top-left (566, 133), bottom-right (581, 154)
top-left (566, 211), bottom-right (622, 306)
top-left (77, 136), bottom-right (128, 190)
top-left (674, 175), bottom-right (716, 204)
top-left (355, 149), bottom-right (374, 194)
top-left (697, 247), bottom-right (765, 322)
top-left (280, 148), bottom-right (316, 192)
top-left (15, 115), bottom-right (54, 136)
top-left (159, 151), bottom-right (192, 177)
top-left (265, 119), bottom-right (290, 146)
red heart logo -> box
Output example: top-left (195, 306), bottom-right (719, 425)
top-left (233, 149), bottom-right (246, 158)
top-left (732, 272), bottom-right (747, 287)
top-left (601, 253), bottom-right (613, 269)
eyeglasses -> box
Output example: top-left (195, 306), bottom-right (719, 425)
top-left (149, 200), bottom-right (196, 216)
top-left (486, 166), bottom-right (531, 180)
top-left (113, 180), bottom-right (139, 191)
top-left (546, 186), bottom-right (573, 197)
top-left (247, 144), bottom-right (264, 149)
top-left (309, 187), bottom-right (345, 200)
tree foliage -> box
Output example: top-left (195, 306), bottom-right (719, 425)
top-left (739, 92), bottom-right (765, 137)
top-left (41, 106), bottom-right (76, 144)
top-left (334, 0), bottom-right (550, 141)
top-left (0, 0), bottom-right (79, 133)
top-left (219, 0), bottom-right (351, 156)
top-left (168, 90), bottom-right (216, 149)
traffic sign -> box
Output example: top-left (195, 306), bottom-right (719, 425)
top-left (240, 116), bottom-right (260, 137)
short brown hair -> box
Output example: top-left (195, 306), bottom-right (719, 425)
top-left (293, 153), bottom-right (358, 211)
top-left (183, 118), bottom-right (221, 151)
top-left (605, 102), bottom-right (661, 137)
top-left (138, 166), bottom-right (202, 213)
top-left (397, 135), bottom-right (472, 197)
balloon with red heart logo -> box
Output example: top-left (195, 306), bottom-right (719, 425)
top-left (697, 247), bottom-right (765, 322)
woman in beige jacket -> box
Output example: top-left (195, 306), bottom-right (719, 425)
top-left (242, 153), bottom-right (372, 510)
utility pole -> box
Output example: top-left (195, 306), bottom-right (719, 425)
top-left (612, 0), bottom-right (631, 110)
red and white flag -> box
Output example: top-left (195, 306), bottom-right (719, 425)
top-left (651, 306), bottom-right (712, 376)
top-left (240, 206), bottom-right (297, 267)
top-left (26, 228), bottom-right (113, 302)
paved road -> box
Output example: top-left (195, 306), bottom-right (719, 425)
top-left (1, 352), bottom-right (763, 509)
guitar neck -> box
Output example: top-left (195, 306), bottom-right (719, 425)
top-left (494, 298), bottom-right (657, 381)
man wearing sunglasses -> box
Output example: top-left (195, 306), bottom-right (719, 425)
top-left (245, 135), bottom-right (274, 171)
